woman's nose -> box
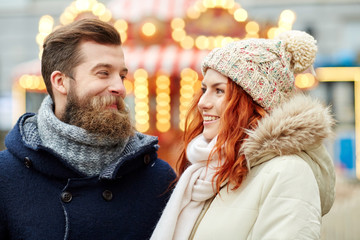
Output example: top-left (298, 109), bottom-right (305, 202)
top-left (198, 93), bottom-right (212, 110)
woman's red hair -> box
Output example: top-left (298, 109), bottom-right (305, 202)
top-left (177, 78), bottom-right (266, 193)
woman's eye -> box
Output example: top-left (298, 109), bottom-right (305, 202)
top-left (120, 75), bottom-right (127, 81)
top-left (201, 88), bottom-right (206, 93)
top-left (216, 88), bottom-right (225, 94)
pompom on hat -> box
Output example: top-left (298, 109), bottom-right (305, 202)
top-left (201, 30), bottom-right (318, 111)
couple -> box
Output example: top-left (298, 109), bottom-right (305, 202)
top-left (0, 19), bottom-right (335, 240)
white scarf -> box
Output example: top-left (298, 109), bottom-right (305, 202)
top-left (151, 134), bottom-right (223, 240)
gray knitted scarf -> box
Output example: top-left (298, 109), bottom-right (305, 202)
top-left (37, 96), bottom-right (129, 177)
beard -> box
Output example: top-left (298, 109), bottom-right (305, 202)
top-left (61, 90), bottom-right (134, 143)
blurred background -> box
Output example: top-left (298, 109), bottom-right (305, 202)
top-left (0, 0), bottom-right (359, 238)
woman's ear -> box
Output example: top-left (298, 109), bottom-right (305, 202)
top-left (50, 71), bottom-right (69, 95)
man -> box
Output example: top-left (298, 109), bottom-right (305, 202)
top-left (0, 18), bottom-right (175, 240)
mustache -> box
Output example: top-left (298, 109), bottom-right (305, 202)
top-left (90, 95), bottom-right (127, 112)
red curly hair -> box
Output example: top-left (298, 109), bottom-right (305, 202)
top-left (177, 78), bottom-right (266, 193)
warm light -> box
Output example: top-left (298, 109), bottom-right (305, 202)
top-left (203, 0), bottom-right (215, 8)
top-left (195, 35), bottom-right (209, 49)
top-left (156, 75), bottom-right (171, 132)
top-left (142, 22), bottom-right (157, 37)
top-left (221, 37), bottom-right (234, 47)
top-left (280, 10), bottom-right (296, 24)
top-left (267, 27), bottom-right (277, 39)
top-left (180, 36), bottom-right (195, 49)
top-left (39, 15), bottom-right (54, 33)
top-left (234, 8), bottom-right (248, 22)
top-left (179, 68), bottom-right (198, 130)
top-left (245, 21), bottom-right (259, 34)
top-left (224, 0), bottom-right (235, 9)
top-left (172, 29), bottom-right (186, 42)
top-left (75, 0), bottom-right (90, 11)
top-left (134, 69), bottom-right (149, 133)
top-left (215, 35), bottom-right (225, 48)
top-left (134, 69), bottom-right (148, 79)
top-left (187, 7), bottom-right (201, 19)
top-left (171, 18), bottom-right (185, 29)
top-left (123, 79), bottom-right (133, 94)
top-left (295, 73), bottom-right (316, 89)
top-left (99, 10), bottom-right (112, 22)
top-left (92, 2), bottom-right (106, 16)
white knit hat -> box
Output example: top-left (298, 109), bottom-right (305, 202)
top-left (202, 30), bottom-right (317, 111)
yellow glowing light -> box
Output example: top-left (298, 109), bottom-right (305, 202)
top-left (267, 27), bottom-right (278, 39)
top-left (36, 33), bottom-right (47, 45)
top-left (60, 13), bottom-right (72, 26)
top-left (142, 22), bottom-right (156, 37)
top-left (180, 36), bottom-right (195, 49)
top-left (246, 21), bottom-right (260, 34)
top-left (92, 2), bottom-right (106, 16)
top-left (215, 36), bottom-right (224, 48)
top-left (295, 73), bottom-right (316, 89)
top-left (39, 15), bottom-right (54, 33)
top-left (171, 18), bottom-right (185, 29)
top-left (187, 7), bottom-right (201, 19)
top-left (234, 8), bottom-right (248, 22)
top-left (114, 19), bottom-right (128, 31)
top-left (156, 94), bottom-right (171, 103)
top-left (119, 32), bottom-right (127, 43)
top-left (195, 35), bottom-right (209, 50)
top-left (75, 0), bottom-right (90, 11)
top-left (224, 0), bottom-right (235, 9)
top-left (203, 0), bottom-right (214, 8)
top-left (181, 68), bottom-right (198, 79)
top-left (99, 10), bottom-right (112, 22)
top-left (134, 69), bottom-right (148, 79)
top-left (221, 37), bottom-right (233, 47)
top-left (156, 122), bottom-right (171, 133)
top-left (280, 9), bottom-right (296, 24)
top-left (136, 122), bottom-right (149, 133)
top-left (172, 29), bottom-right (186, 42)
top-left (123, 79), bottom-right (133, 94)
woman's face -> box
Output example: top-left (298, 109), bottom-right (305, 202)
top-left (198, 69), bottom-right (228, 142)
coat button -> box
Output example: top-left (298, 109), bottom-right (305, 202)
top-left (24, 157), bottom-right (32, 168)
top-left (102, 190), bottom-right (113, 201)
top-left (61, 191), bottom-right (73, 203)
top-left (144, 154), bottom-right (151, 165)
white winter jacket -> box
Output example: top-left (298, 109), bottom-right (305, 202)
top-left (190, 94), bottom-right (336, 240)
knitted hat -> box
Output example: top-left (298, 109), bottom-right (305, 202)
top-left (201, 30), bottom-right (317, 111)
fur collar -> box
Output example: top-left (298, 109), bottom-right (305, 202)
top-left (242, 94), bottom-right (335, 167)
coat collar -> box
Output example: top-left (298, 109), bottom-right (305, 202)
top-left (242, 94), bottom-right (334, 167)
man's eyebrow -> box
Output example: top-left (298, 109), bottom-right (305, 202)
top-left (90, 63), bottom-right (113, 72)
top-left (90, 64), bottom-right (128, 74)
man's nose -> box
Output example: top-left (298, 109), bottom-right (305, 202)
top-left (109, 77), bottom-right (126, 98)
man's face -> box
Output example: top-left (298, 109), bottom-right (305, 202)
top-left (61, 41), bottom-right (133, 142)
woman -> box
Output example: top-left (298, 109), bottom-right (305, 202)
top-left (151, 30), bottom-right (335, 239)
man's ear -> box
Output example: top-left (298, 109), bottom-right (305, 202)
top-left (50, 71), bottom-right (69, 95)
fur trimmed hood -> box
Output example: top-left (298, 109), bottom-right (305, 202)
top-left (242, 94), bottom-right (336, 216)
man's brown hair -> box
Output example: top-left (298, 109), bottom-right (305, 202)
top-left (41, 18), bottom-right (121, 99)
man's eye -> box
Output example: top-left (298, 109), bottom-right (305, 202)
top-left (98, 71), bottom-right (109, 76)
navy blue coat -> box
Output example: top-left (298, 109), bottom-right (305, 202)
top-left (0, 113), bottom-right (176, 240)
